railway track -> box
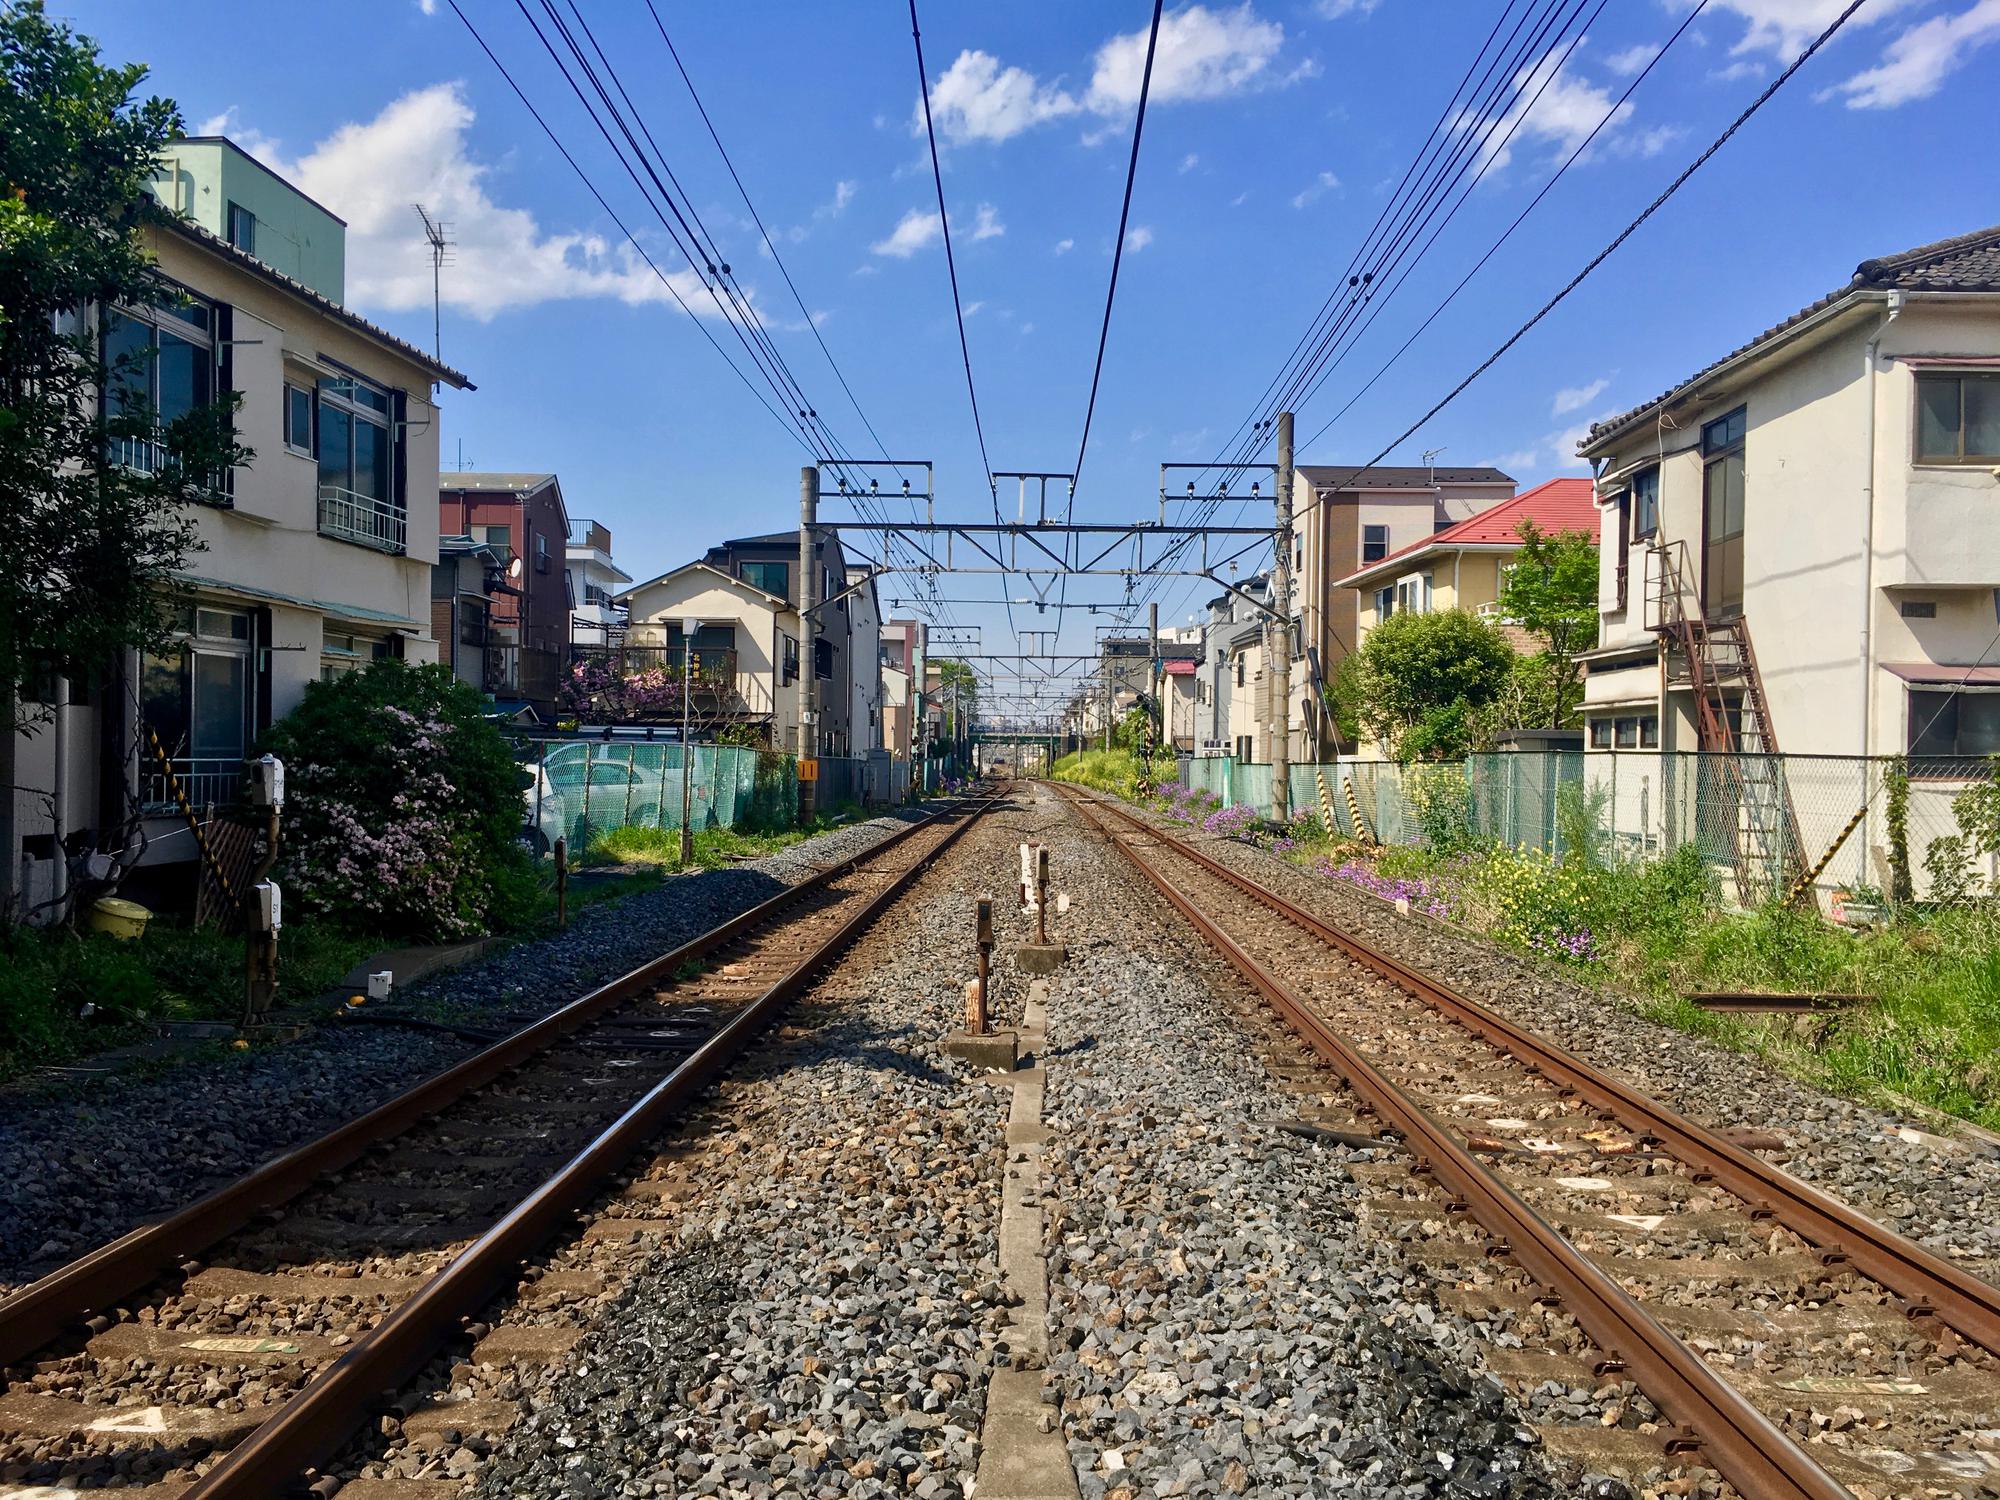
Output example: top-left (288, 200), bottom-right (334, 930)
top-left (0, 791), bottom-right (997, 1498)
top-left (1055, 782), bottom-right (2000, 1500)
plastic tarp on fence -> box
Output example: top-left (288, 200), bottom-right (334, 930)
top-left (530, 741), bottom-right (797, 850)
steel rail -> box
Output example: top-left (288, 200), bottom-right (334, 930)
top-left (179, 792), bottom-right (998, 1497)
top-left (1065, 787), bottom-right (2000, 1361)
top-left (0, 796), bottom-right (986, 1370)
top-left (1056, 784), bottom-right (1851, 1500)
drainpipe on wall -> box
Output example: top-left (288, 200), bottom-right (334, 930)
top-left (51, 677), bottom-right (69, 916)
top-left (1856, 291), bottom-right (1903, 888)
top-left (1859, 292), bottom-right (1904, 761)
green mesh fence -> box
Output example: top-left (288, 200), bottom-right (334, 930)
top-left (1173, 750), bottom-right (1998, 906)
top-left (528, 741), bottom-right (799, 850)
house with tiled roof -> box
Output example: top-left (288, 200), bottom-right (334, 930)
top-left (1577, 224), bottom-right (2000, 898)
top-left (1335, 478), bottom-right (1599, 649)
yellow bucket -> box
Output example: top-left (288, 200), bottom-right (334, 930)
top-left (88, 897), bottom-right (152, 941)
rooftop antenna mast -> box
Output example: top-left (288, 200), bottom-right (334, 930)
top-left (413, 203), bottom-right (453, 380)
top-left (1421, 446), bottom-right (1446, 487)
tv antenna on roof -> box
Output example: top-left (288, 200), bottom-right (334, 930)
top-left (1421, 446), bottom-right (1446, 487)
top-left (414, 203), bottom-right (454, 380)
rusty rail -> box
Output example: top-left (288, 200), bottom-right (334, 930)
top-left (1058, 784), bottom-right (1873, 1500)
top-left (0, 795), bottom-right (991, 1371)
top-left (180, 790), bottom-right (996, 1496)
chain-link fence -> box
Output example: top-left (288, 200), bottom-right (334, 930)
top-left (1176, 751), bottom-right (1999, 907)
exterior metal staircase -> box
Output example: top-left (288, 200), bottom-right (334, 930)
top-left (1646, 541), bottom-right (1807, 903)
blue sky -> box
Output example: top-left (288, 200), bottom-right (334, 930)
top-left (74, 0), bottom-right (2000, 706)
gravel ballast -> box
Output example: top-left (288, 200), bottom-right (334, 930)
top-left (472, 802), bottom-right (1031, 1499)
top-left (0, 807), bottom-right (940, 1290)
top-left (1029, 786), bottom-right (1568, 1499)
top-left (1134, 801), bottom-right (2000, 1279)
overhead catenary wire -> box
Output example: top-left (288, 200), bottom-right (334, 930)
top-left (1297, 0), bottom-right (1872, 467)
top-left (443, 0), bottom-right (808, 455)
top-left (910, 0), bottom-right (1013, 658)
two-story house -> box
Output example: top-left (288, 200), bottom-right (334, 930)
top-left (1292, 464), bottom-right (1516, 757)
top-left (1578, 224), bottom-right (2000, 894)
top-left (880, 619), bottom-right (926, 760)
top-left (437, 473), bottom-right (572, 719)
top-left (614, 529), bottom-right (857, 753)
top-left (8, 136), bottom-right (467, 911)
top-left (1337, 478), bottom-right (1599, 646)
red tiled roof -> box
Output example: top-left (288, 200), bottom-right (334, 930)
top-left (1336, 477), bottom-right (1598, 587)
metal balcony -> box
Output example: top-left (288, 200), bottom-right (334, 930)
top-left (318, 485), bottom-right (407, 554)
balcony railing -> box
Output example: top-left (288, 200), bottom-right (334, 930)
top-left (143, 755), bottom-right (242, 814)
top-left (573, 644), bottom-right (736, 686)
top-left (319, 485), bottom-right (407, 554)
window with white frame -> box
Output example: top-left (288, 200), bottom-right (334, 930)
top-left (1374, 585), bottom-right (1394, 620)
top-left (283, 381), bottom-right (314, 455)
top-left (1362, 524), bottom-right (1389, 563)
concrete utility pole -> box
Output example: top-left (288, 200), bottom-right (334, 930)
top-left (1270, 410), bottom-right (1294, 825)
top-left (1101, 658), bottom-right (1112, 752)
top-left (799, 465), bottom-right (818, 820)
top-left (1148, 601), bottom-right (1161, 754)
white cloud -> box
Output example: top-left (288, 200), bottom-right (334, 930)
top-left (1087, 3), bottom-right (1288, 111)
top-left (1290, 169), bottom-right (1340, 209)
top-left (1454, 47), bottom-right (1633, 176)
top-left (1710, 58), bottom-right (1768, 82)
top-left (968, 202), bottom-right (1005, 241)
top-left (961, 300), bottom-right (986, 318)
top-left (1552, 377), bottom-right (1610, 416)
top-left (195, 106), bottom-right (282, 165)
top-left (872, 208), bottom-right (944, 258)
top-left (1124, 225), bottom-right (1154, 252)
top-left (918, 49), bottom-right (1081, 144)
top-left (1830, 0), bottom-right (2000, 108)
top-left (416, 0), bottom-right (437, 13)
top-left (869, 203), bottom-right (1000, 256)
top-left (912, 6), bottom-right (1303, 156)
top-left (1314, 0), bottom-right (1381, 15)
top-left (1704, 0), bottom-right (1915, 59)
top-left (249, 84), bottom-right (722, 321)
top-left (1605, 43), bottom-right (1660, 75)
top-left (1054, 237), bottom-right (1076, 255)
top-left (1490, 412), bottom-right (1607, 477)
top-left (826, 179), bottom-right (858, 216)
top-left (1179, 152), bottom-right (1201, 173)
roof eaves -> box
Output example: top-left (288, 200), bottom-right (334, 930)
top-left (158, 217), bottom-right (473, 389)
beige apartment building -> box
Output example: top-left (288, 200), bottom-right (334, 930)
top-left (1292, 463), bottom-right (1515, 757)
top-left (9, 137), bottom-right (466, 912)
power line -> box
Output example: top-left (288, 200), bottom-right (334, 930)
top-left (1299, 0), bottom-right (1869, 463)
top-left (444, 0), bottom-right (808, 452)
top-left (908, 0), bottom-right (996, 497)
top-left (1072, 0), bottom-right (1164, 497)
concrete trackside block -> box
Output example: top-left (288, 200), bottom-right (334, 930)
top-left (1012, 943), bottom-right (1068, 975)
top-left (943, 1029), bottom-right (1020, 1071)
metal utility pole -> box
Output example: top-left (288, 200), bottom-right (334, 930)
top-left (679, 616), bottom-right (699, 867)
top-left (1270, 410), bottom-right (1294, 824)
top-left (799, 465), bottom-right (818, 820)
top-left (1101, 658), bottom-right (1112, 752)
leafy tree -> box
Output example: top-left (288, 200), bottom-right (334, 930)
top-left (1351, 609), bottom-right (1514, 761)
top-left (2, 4), bottom-right (249, 911)
top-left (1494, 520), bottom-right (1599, 727)
top-left (1466, 653), bottom-right (1566, 751)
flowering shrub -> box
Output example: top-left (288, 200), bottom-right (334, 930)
top-left (263, 663), bottom-right (532, 941)
top-left (558, 656), bottom-right (687, 721)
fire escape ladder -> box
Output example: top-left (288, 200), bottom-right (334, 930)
top-left (1646, 542), bottom-right (1807, 902)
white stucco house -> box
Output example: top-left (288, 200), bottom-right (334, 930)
top-left (1578, 222), bottom-right (2000, 895)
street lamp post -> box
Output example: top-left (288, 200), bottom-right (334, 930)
top-left (680, 615), bottom-right (701, 867)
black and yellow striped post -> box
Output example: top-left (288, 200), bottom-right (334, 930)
top-left (1786, 801), bottom-right (1867, 910)
top-left (1343, 775), bottom-right (1376, 848)
top-left (145, 725), bottom-right (238, 906)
